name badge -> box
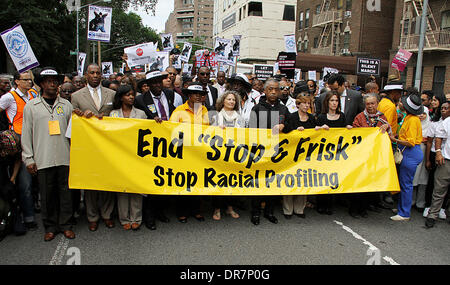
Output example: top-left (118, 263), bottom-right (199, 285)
top-left (48, 120), bottom-right (61, 135)
top-left (148, 104), bottom-right (157, 114)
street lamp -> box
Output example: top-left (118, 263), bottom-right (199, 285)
top-left (74, 0), bottom-right (111, 71)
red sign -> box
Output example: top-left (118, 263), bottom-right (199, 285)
top-left (136, 48), bottom-right (143, 57)
top-left (391, 49), bottom-right (412, 72)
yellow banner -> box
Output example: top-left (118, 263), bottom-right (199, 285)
top-left (69, 116), bottom-right (400, 195)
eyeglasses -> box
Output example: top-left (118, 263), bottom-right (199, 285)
top-left (280, 86), bottom-right (290, 90)
top-left (199, 72), bottom-right (209, 76)
top-left (18, 79), bottom-right (33, 82)
top-left (168, 72), bottom-right (177, 76)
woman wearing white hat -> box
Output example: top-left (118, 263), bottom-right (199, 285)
top-left (389, 89), bottom-right (424, 221)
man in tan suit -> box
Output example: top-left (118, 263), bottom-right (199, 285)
top-left (71, 63), bottom-right (116, 231)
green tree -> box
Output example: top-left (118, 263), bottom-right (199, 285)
top-left (0, 0), bottom-right (77, 73)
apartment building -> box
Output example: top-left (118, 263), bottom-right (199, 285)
top-left (213, 0), bottom-right (297, 64)
top-left (165, 0), bottom-right (215, 48)
top-left (391, 0), bottom-right (450, 96)
top-left (296, 0), bottom-right (398, 84)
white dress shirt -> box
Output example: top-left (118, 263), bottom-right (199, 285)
top-left (87, 84), bottom-right (102, 103)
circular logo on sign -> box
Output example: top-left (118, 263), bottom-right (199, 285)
top-left (136, 48), bottom-right (143, 56)
top-left (286, 38), bottom-right (296, 50)
top-left (6, 31), bottom-right (28, 58)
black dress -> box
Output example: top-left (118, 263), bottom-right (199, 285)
top-left (315, 112), bottom-right (347, 215)
top-left (283, 112), bottom-right (317, 132)
top-left (316, 112), bottom-right (347, 128)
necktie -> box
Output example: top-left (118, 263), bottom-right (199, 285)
top-left (155, 97), bottom-right (168, 121)
top-left (93, 88), bottom-right (100, 110)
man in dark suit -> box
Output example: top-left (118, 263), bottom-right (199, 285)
top-left (71, 63), bottom-right (116, 232)
top-left (134, 70), bottom-right (183, 230)
top-left (315, 74), bottom-right (364, 125)
top-left (197, 66), bottom-right (218, 111)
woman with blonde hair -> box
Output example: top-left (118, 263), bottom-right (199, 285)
top-left (210, 91), bottom-right (243, 220)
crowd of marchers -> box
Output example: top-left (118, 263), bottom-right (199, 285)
top-left (0, 56), bottom-right (449, 242)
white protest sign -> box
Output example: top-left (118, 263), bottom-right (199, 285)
top-left (149, 51), bottom-right (169, 72)
top-left (284, 34), bottom-right (297, 54)
top-left (295, 69), bottom-right (302, 83)
top-left (87, 5), bottom-right (112, 42)
top-left (124, 42), bottom-right (157, 67)
top-left (161, 33), bottom-right (174, 52)
top-left (101, 62), bottom-right (113, 76)
top-left (214, 38), bottom-right (233, 64)
top-left (180, 42), bottom-right (192, 63)
top-left (1, 24), bottom-right (39, 73)
top-left (323, 67), bottom-right (339, 81)
top-left (77, 52), bottom-right (87, 77)
top-left (183, 64), bottom-right (193, 74)
top-left (308, 70), bottom-right (317, 81)
top-left (232, 35), bottom-right (241, 56)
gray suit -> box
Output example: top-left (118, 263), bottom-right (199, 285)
top-left (71, 86), bottom-right (115, 116)
top-left (71, 85), bottom-right (116, 223)
top-left (315, 89), bottom-right (364, 126)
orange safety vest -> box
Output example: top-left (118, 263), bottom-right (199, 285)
top-left (7, 90), bottom-right (36, 135)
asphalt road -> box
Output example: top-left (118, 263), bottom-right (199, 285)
top-left (0, 197), bottom-right (449, 266)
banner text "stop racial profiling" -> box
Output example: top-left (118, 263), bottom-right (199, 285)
top-left (136, 129), bottom-right (361, 191)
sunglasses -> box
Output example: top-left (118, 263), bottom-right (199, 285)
top-left (199, 72), bottom-right (209, 76)
top-left (280, 86), bottom-right (290, 90)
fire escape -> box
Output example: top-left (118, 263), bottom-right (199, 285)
top-left (311, 0), bottom-right (342, 56)
top-left (400, 0), bottom-right (450, 51)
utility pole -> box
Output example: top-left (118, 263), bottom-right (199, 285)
top-left (414, 0), bottom-right (428, 91)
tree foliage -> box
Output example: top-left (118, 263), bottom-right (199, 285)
top-left (0, 0), bottom-right (77, 73)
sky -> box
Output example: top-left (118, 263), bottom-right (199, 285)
top-left (129, 1), bottom-right (174, 34)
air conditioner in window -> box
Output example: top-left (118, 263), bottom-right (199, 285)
top-left (344, 11), bottom-right (352, 17)
top-left (341, 48), bottom-right (350, 55)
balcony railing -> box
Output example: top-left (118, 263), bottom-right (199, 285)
top-left (400, 30), bottom-right (450, 51)
top-left (310, 46), bottom-right (334, 56)
top-left (312, 11), bottom-right (342, 27)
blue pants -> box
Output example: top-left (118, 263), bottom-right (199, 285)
top-left (17, 163), bottom-right (35, 223)
top-left (398, 145), bottom-right (423, 217)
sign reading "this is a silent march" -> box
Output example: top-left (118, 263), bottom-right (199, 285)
top-left (69, 117), bottom-right (400, 196)
top-left (356, 57), bottom-right (381, 76)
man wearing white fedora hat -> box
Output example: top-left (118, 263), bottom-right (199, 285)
top-left (134, 69), bottom-right (183, 230)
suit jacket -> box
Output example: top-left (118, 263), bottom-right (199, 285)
top-left (315, 89), bottom-right (364, 125)
top-left (71, 86), bottom-right (115, 116)
top-left (205, 85), bottom-right (218, 111)
top-left (134, 89), bottom-right (176, 120)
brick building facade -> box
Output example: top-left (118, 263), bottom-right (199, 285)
top-left (164, 0), bottom-right (214, 48)
top-left (390, 0), bottom-right (450, 96)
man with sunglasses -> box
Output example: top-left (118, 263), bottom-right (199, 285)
top-left (279, 80), bottom-right (297, 113)
top-left (197, 66), bottom-right (218, 111)
top-left (0, 71), bottom-right (39, 231)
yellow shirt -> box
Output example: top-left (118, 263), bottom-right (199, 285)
top-left (169, 101), bottom-right (210, 125)
top-left (399, 114), bottom-right (423, 146)
top-left (378, 98), bottom-right (398, 134)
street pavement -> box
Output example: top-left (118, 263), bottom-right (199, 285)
top-left (0, 197), bottom-right (449, 265)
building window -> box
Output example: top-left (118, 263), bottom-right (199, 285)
top-left (239, 7), bottom-right (242, 21)
top-left (183, 0), bottom-right (193, 5)
top-left (299, 12), bottom-right (304, 30)
top-left (346, 0), bottom-right (352, 11)
top-left (442, 10), bottom-right (450, 29)
top-left (337, 0), bottom-right (344, 9)
top-left (343, 32), bottom-right (350, 49)
top-left (283, 5), bottom-right (295, 21)
top-left (248, 2), bottom-right (262, 16)
top-left (305, 9), bottom-right (310, 27)
top-left (304, 39), bottom-right (309, 51)
top-left (403, 19), bottom-right (409, 35)
top-left (314, 37), bottom-right (319, 48)
top-left (298, 41), bottom-right (303, 52)
top-left (316, 4), bottom-right (321, 15)
top-left (433, 66), bottom-right (446, 97)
